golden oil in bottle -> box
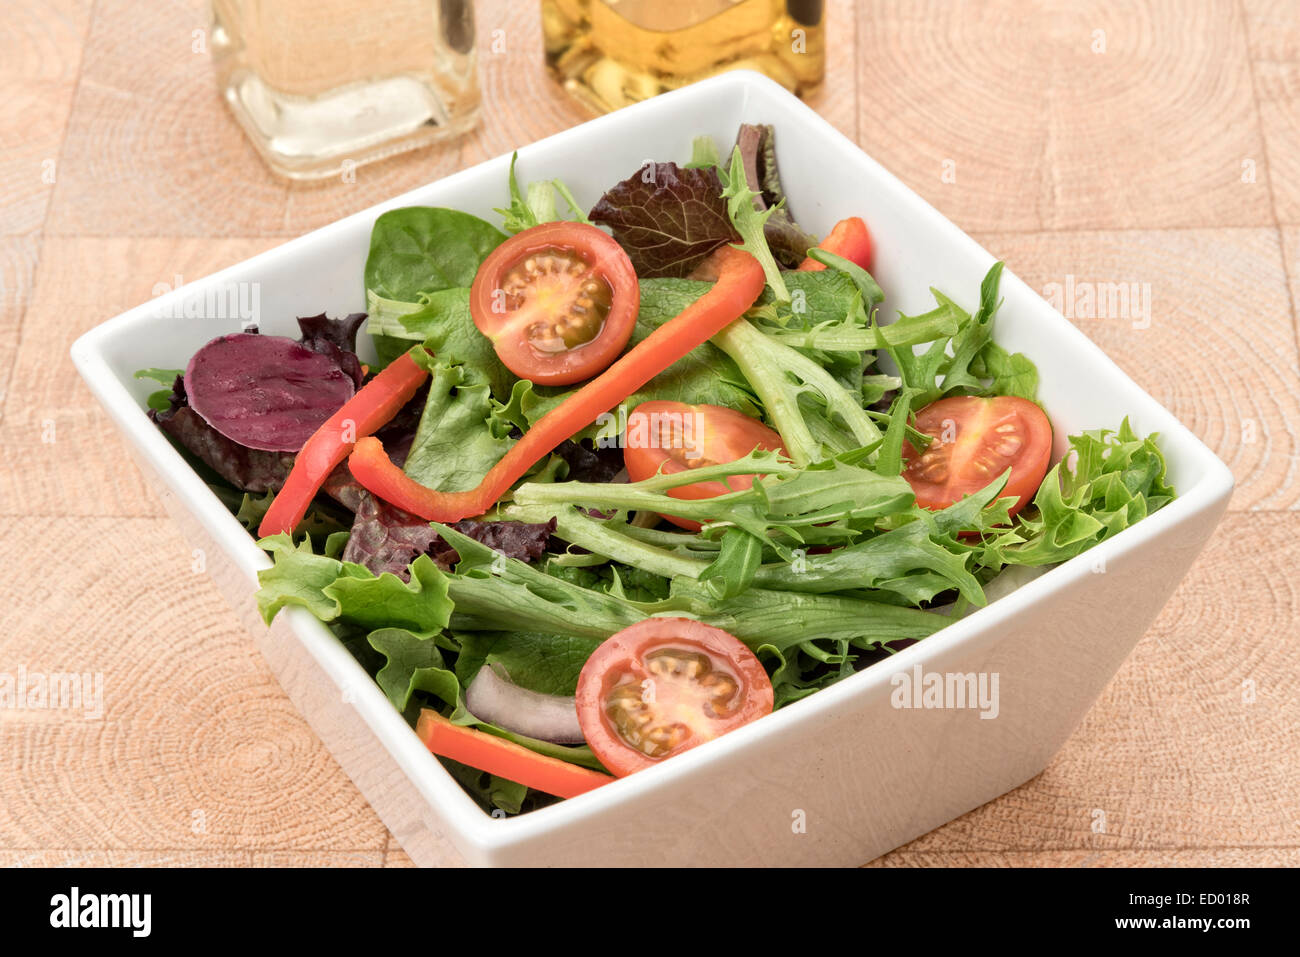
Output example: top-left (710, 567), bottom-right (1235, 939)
top-left (542, 0), bottom-right (825, 114)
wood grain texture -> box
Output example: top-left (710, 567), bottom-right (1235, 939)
top-left (0, 237), bottom-right (279, 516)
top-left (0, 0), bottom-right (1296, 868)
top-left (281, 0), bottom-right (861, 235)
top-left (0, 0), bottom-right (93, 234)
top-left (1284, 227), bottom-right (1300, 341)
top-left (869, 848), bottom-right (1300, 867)
top-left (971, 227), bottom-right (1300, 510)
top-left (0, 517), bottom-right (389, 852)
top-left (42, 0), bottom-right (863, 239)
top-left (1244, 0), bottom-right (1300, 225)
top-left (857, 0), bottom-right (1273, 233)
top-left (1, 850), bottom-right (254, 867)
top-left (0, 235), bottom-right (40, 419)
top-left (385, 846), bottom-right (415, 868)
top-left (45, 0), bottom-right (292, 238)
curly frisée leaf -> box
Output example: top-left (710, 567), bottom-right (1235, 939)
top-left (712, 318), bottom-right (882, 466)
top-left (512, 450), bottom-right (915, 557)
top-left (884, 262), bottom-right (1039, 407)
top-left (494, 151), bottom-right (593, 235)
top-left (979, 419), bottom-right (1175, 567)
top-left (730, 123), bottom-right (819, 269)
top-left (434, 524), bottom-right (647, 640)
top-left (718, 145), bottom-right (790, 304)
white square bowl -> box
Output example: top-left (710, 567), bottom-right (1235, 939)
top-left (71, 71), bottom-right (1233, 867)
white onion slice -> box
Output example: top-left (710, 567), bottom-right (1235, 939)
top-left (465, 663), bottom-right (586, 745)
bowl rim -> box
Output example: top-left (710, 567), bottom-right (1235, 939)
top-left (70, 70), bottom-right (1235, 855)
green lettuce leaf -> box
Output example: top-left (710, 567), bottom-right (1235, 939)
top-left (402, 354), bottom-right (519, 494)
top-left (255, 539), bottom-right (453, 639)
top-left (366, 287), bottom-right (516, 401)
top-left (368, 627), bottom-right (462, 714)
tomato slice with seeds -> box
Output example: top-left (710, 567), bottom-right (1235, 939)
top-left (902, 395), bottom-right (1053, 516)
top-left (623, 400), bottom-right (785, 531)
top-left (470, 221), bottom-right (639, 386)
top-left (575, 619), bottom-right (774, 777)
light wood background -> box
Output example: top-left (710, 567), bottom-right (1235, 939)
top-left (1, 0), bottom-right (1297, 868)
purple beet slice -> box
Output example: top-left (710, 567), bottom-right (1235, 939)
top-left (183, 333), bottom-right (356, 453)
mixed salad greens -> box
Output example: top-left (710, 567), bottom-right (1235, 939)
top-left (141, 124), bottom-right (1175, 815)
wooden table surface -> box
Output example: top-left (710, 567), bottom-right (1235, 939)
top-left (2, 0), bottom-right (1297, 868)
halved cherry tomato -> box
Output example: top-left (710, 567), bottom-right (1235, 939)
top-left (623, 400), bottom-right (784, 531)
top-left (797, 216), bottom-right (873, 272)
top-left (470, 221), bottom-right (639, 386)
top-left (575, 619), bottom-right (774, 777)
top-left (902, 396), bottom-right (1053, 517)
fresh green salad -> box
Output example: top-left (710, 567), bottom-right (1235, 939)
top-left (141, 124), bottom-right (1175, 814)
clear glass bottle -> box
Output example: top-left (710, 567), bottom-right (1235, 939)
top-left (210, 0), bottom-right (480, 180)
top-left (542, 0), bottom-right (825, 115)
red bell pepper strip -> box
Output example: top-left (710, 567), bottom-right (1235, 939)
top-left (349, 245), bottom-right (767, 522)
top-left (797, 216), bottom-right (873, 272)
top-left (258, 350), bottom-right (429, 537)
top-left (416, 709), bottom-right (612, 799)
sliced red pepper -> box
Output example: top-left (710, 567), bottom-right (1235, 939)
top-left (797, 216), bottom-right (873, 272)
top-left (258, 350), bottom-right (429, 537)
top-left (349, 245), bottom-right (766, 523)
top-left (416, 709), bottom-right (612, 799)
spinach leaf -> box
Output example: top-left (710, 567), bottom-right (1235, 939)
top-left (364, 207), bottom-right (506, 302)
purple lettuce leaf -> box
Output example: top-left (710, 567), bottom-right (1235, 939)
top-left (150, 375), bottom-right (296, 492)
top-left (733, 123), bottom-right (819, 269)
top-left (297, 312), bottom-right (367, 388)
top-left (551, 437), bottom-right (624, 484)
top-left (340, 486), bottom-right (557, 581)
top-left (588, 162), bottom-right (738, 278)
